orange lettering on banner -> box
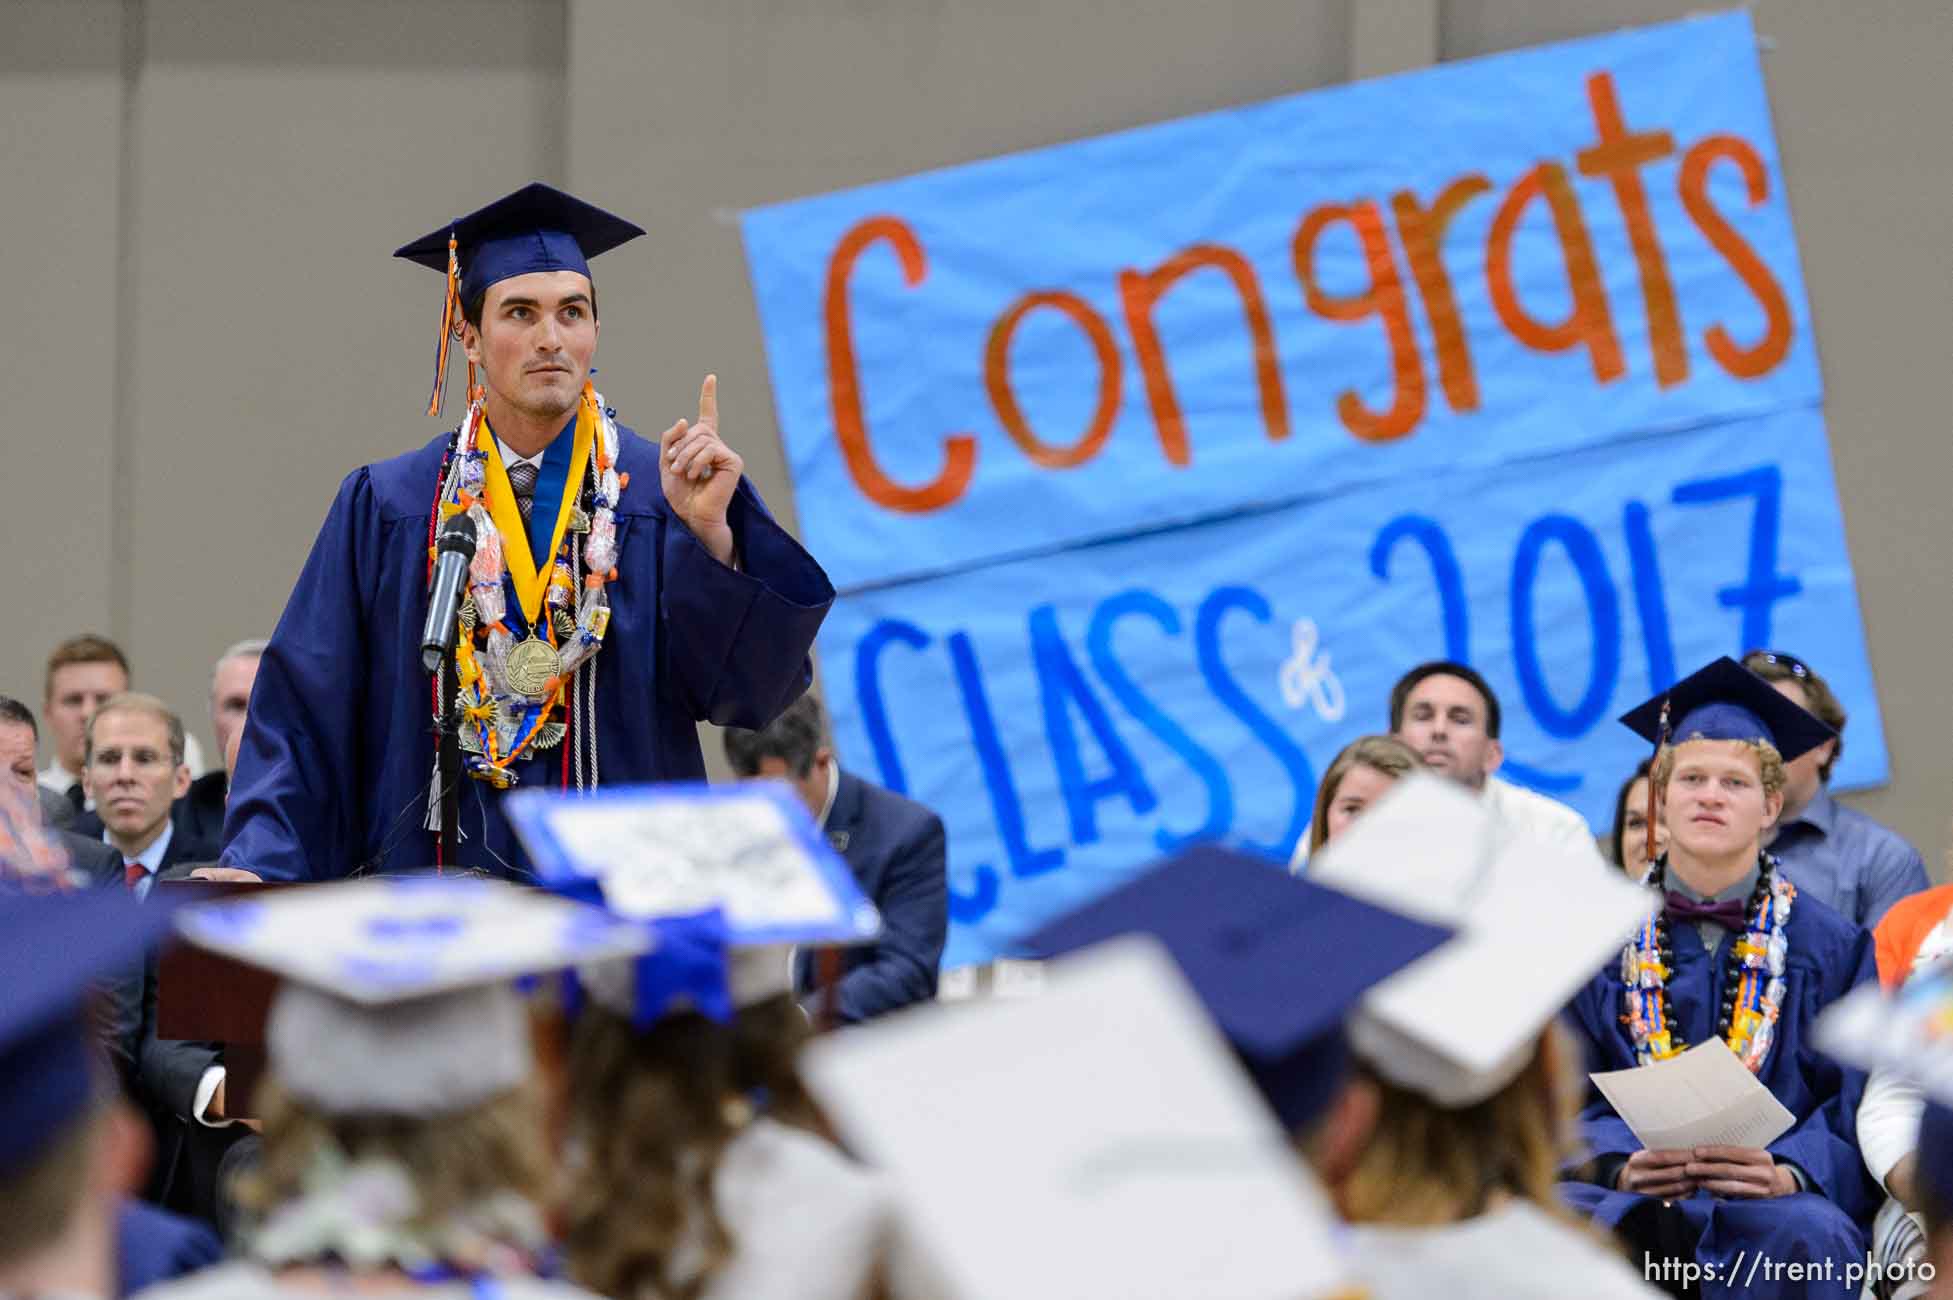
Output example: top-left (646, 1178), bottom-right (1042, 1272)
top-left (1487, 163), bottom-right (1625, 383)
top-left (1391, 175), bottom-right (1493, 414)
top-left (984, 291), bottom-right (1122, 470)
top-left (1118, 245), bottom-right (1291, 466)
top-left (1576, 71), bottom-right (1686, 387)
top-left (1679, 134), bottom-right (1793, 380)
top-left (823, 216), bottom-right (977, 513)
top-left (1293, 202), bottom-right (1426, 442)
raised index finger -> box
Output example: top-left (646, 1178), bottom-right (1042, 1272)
top-left (697, 373), bottom-right (718, 432)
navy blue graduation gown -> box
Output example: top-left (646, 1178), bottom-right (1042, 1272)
top-left (1560, 879), bottom-right (1880, 1300)
top-left (220, 425), bottom-right (834, 881)
top-left (117, 1198), bottom-right (222, 1296)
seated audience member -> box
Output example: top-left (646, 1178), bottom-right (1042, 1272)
top-left (4, 693), bottom-right (239, 1221)
top-left (1560, 658), bottom-right (1880, 1300)
top-left (1610, 757), bottom-right (1667, 881)
top-left (1387, 661), bottom-right (1602, 865)
top-left (175, 640), bottom-right (265, 850)
top-left (1743, 649), bottom-right (1928, 928)
top-left (37, 636), bottom-right (205, 817)
top-left (1820, 888), bottom-right (1953, 1300)
top-left (536, 787), bottom-right (896, 1300)
top-left (0, 696), bottom-right (120, 885)
top-left (1872, 882), bottom-right (1953, 989)
top-left (77, 694), bottom-right (220, 890)
top-left (722, 692), bottom-right (947, 1023)
top-left (1300, 774), bottom-right (1662, 1299)
top-left (38, 635), bottom-right (133, 814)
top-left (0, 882), bottom-right (220, 1299)
top-left (146, 877), bottom-right (642, 1300)
top-left (1289, 733), bottom-right (1421, 869)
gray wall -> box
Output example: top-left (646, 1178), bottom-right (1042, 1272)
top-left (3, 1), bottom-right (1946, 869)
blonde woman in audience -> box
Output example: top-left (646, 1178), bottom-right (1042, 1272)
top-left (1292, 734), bottom-right (1422, 869)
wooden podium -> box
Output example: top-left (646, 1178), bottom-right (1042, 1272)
top-left (153, 879), bottom-right (284, 1118)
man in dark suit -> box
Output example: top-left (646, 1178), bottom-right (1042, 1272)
top-left (66, 693), bottom-right (246, 1224)
top-left (724, 692), bottom-right (948, 1022)
top-left (173, 639), bottom-right (265, 851)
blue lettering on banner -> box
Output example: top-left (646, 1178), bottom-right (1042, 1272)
top-left (828, 411), bottom-right (1885, 967)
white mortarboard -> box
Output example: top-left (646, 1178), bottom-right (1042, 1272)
top-left (174, 876), bottom-right (652, 1116)
top-left (1306, 773), bottom-right (1656, 1107)
top-left (799, 937), bottom-right (1354, 1300)
top-left (1816, 962), bottom-right (1953, 1210)
top-left (506, 781), bottom-right (880, 1014)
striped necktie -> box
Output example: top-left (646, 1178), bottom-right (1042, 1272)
top-left (506, 458), bottom-right (539, 523)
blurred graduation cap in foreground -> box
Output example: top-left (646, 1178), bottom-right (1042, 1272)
top-left (1307, 773), bottom-right (1657, 1107)
top-left (1022, 843), bottom-right (1452, 1132)
top-left (0, 888), bottom-right (177, 1176)
top-left (800, 938), bottom-right (1357, 1300)
top-left (172, 875), bottom-right (650, 1116)
top-left (507, 782), bottom-right (880, 1022)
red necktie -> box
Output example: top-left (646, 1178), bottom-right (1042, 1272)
top-left (124, 861), bottom-right (146, 891)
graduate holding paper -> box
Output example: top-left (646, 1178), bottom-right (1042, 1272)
top-left (1560, 659), bottom-right (1881, 1298)
top-left (221, 183), bottom-right (833, 883)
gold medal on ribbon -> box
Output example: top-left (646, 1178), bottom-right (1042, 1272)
top-left (504, 636), bottom-right (562, 700)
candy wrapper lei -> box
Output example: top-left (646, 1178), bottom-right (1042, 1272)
top-left (433, 384), bottom-right (620, 787)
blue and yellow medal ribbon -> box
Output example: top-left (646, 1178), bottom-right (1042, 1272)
top-left (480, 400), bottom-right (595, 631)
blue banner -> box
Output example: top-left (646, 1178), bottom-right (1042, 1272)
top-left (743, 11), bottom-right (1817, 591)
top-left (826, 409), bottom-right (1883, 967)
top-left (739, 12), bottom-right (1884, 968)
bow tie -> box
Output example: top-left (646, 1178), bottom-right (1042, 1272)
top-left (1664, 891), bottom-right (1749, 931)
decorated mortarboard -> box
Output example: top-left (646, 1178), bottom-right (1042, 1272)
top-left (1619, 656), bottom-right (1836, 764)
top-left (1307, 773), bottom-right (1657, 1107)
top-left (393, 182), bottom-right (645, 415)
top-left (173, 876), bottom-right (651, 1116)
top-left (1021, 844), bottom-right (1451, 1133)
top-left (1815, 962), bottom-right (1953, 1211)
top-left (0, 888), bottom-right (177, 1175)
top-left (801, 937), bottom-right (1356, 1300)
top-left (506, 782), bottom-right (881, 1021)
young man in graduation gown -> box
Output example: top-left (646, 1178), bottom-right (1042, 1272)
top-left (221, 184), bottom-right (834, 881)
top-left (1561, 659), bottom-right (1881, 1300)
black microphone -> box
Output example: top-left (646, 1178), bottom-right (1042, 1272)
top-left (420, 514), bottom-right (479, 674)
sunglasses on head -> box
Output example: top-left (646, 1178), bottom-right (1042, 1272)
top-left (1747, 650), bottom-right (1810, 679)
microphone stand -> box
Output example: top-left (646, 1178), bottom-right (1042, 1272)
top-left (434, 618), bottom-right (463, 867)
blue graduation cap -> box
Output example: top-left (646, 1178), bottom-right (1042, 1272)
top-left (0, 889), bottom-right (176, 1175)
top-left (393, 182), bottom-right (645, 414)
top-left (1619, 655), bottom-right (1836, 763)
top-left (505, 782), bottom-right (882, 1024)
top-left (1020, 845), bottom-right (1454, 1133)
